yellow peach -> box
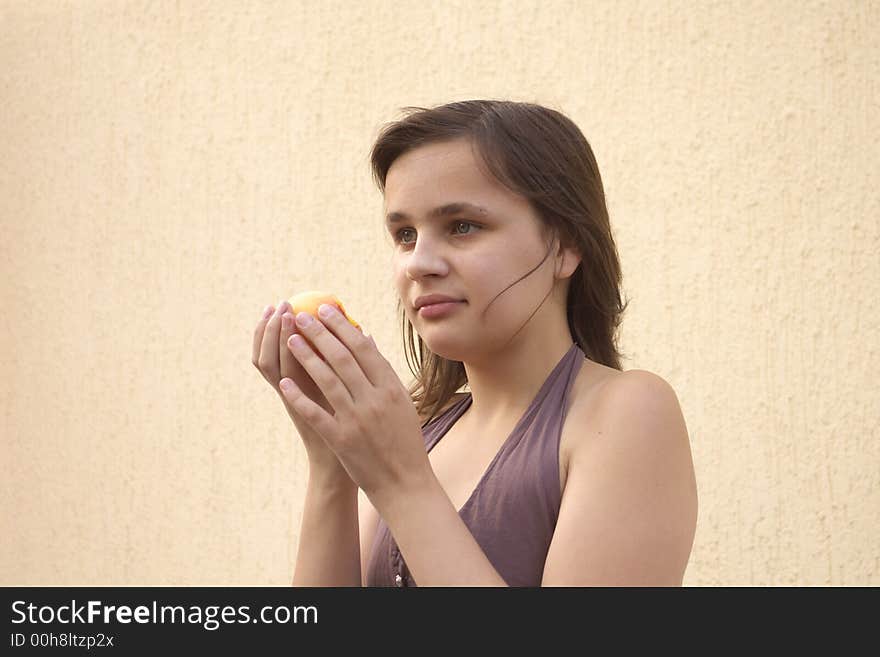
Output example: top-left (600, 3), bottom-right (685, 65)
top-left (287, 290), bottom-right (362, 331)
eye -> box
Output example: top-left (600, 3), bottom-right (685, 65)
top-left (452, 221), bottom-right (478, 236)
top-left (393, 220), bottom-right (480, 246)
top-left (394, 228), bottom-right (416, 245)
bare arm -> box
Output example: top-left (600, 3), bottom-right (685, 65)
top-left (253, 303), bottom-right (361, 585)
top-left (373, 477), bottom-right (509, 586)
top-left (541, 370), bottom-right (698, 586)
top-left (292, 472), bottom-right (361, 587)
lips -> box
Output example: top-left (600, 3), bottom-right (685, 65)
top-left (417, 300), bottom-right (463, 319)
top-left (419, 300), bottom-right (459, 309)
top-left (413, 294), bottom-right (464, 310)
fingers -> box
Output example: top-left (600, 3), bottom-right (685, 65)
top-left (287, 306), bottom-right (375, 400)
top-left (278, 376), bottom-right (336, 439)
top-left (279, 311), bottom-right (300, 381)
top-left (311, 305), bottom-right (381, 382)
top-left (257, 301), bottom-right (288, 383)
top-left (252, 304), bottom-right (275, 371)
top-left (286, 332), bottom-right (355, 411)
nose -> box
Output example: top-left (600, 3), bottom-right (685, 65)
top-left (404, 235), bottom-right (451, 281)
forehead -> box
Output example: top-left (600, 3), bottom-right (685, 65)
top-left (384, 139), bottom-right (524, 214)
top-left (384, 140), bottom-right (497, 207)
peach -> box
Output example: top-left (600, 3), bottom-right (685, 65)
top-left (288, 290), bottom-right (361, 330)
top-left (285, 291), bottom-right (362, 361)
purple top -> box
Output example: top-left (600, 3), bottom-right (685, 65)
top-left (365, 342), bottom-right (586, 587)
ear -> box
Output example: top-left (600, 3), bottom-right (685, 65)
top-left (554, 237), bottom-right (582, 280)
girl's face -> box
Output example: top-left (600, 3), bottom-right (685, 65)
top-left (384, 139), bottom-right (565, 361)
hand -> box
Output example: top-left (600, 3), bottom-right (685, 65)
top-left (252, 301), bottom-right (351, 480)
top-left (279, 304), bottom-right (434, 502)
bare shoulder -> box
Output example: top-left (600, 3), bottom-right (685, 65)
top-left (561, 366), bottom-right (693, 490)
top-left (575, 368), bottom-right (697, 524)
top-left (594, 369), bottom-right (688, 432)
top-left (567, 366), bottom-right (684, 426)
top-left (598, 369), bottom-right (681, 407)
top-left (544, 368), bottom-right (698, 585)
top-left (569, 368), bottom-right (692, 457)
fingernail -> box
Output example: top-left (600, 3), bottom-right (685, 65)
top-left (262, 305), bottom-right (273, 319)
top-left (295, 312), bottom-right (313, 327)
top-left (281, 314), bottom-right (291, 329)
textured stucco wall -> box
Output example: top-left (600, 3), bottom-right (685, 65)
top-left (1, 0), bottom-right (877, 585)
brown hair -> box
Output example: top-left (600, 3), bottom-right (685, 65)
top-left (369, 100), bottom-right (630, 427)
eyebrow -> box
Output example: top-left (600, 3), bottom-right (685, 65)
top-left (385, 202), bottom-right (488, 225)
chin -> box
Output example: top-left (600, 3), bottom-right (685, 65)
top-left (415, 331), bottom-right (478, 363)
top-left (428, 346), bottom-right (467, 362)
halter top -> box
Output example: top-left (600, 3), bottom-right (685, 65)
top-left (365, 342), bottom-right (586, 587)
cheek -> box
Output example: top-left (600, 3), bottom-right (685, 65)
top-left (469, 258), bottom-right (509, 290)
top-left (390, 265), bottom-right (410, 307)
top-left (391, 263), bottom-right (407, 289)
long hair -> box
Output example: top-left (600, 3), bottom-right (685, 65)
top-left (369, 100), bottom-right (630, 427)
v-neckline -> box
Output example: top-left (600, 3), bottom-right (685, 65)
top-left (425, 342), bottom-right (578, 516)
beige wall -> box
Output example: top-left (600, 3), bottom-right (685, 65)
top-left (2, 0), bottom-right (877, 585)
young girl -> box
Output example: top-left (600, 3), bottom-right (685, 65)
top-left (253, 100), bottom-right (698, 586)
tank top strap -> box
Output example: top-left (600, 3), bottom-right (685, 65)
top-left (515, 341), bottom-right (584, 429)
top-left (546, 341), bottom-right (585, 420)
top-left (459, 344), bottom-right (584, 586)
top-left (421, 342), bottom-right (584, 454)
top-left (421, 393), bottom-right (471, 450)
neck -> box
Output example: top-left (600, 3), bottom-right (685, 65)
top-left (459, 321), bottom-right (576, 431)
